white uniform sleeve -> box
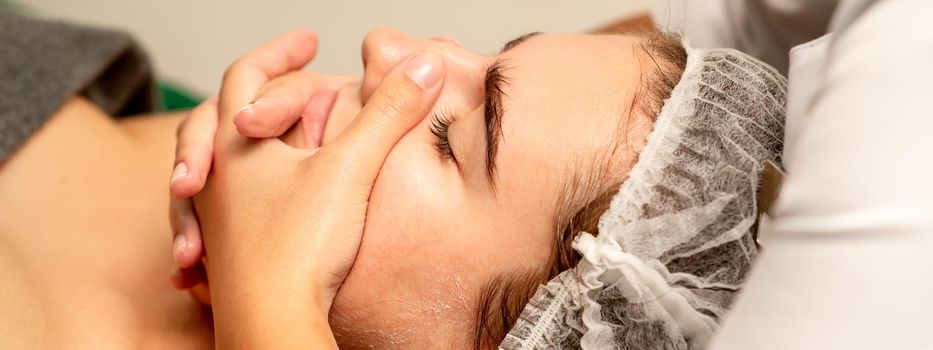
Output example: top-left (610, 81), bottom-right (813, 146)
top-left (655, 0), bottom-right (837, 73)
top-left (709, 1), bottom-right (933, 349)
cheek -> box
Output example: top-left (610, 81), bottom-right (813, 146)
top-left (365, 138), bottom-right (459, 246)
top-left (331, 140), bottom-right (475, 321)
top-left (366, 155), bottom-right (447, 257)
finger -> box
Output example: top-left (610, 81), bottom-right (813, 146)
top-left (170, 263), bottom-right (207, 290)
top-left (189, 283), bottom-right (212, 306)
top-left (323, 52), bottom-right (444, 180)
top-left (169, 197), bottom-right (204, 268)
top-left (321, 81), bottom-right (364, 145)
top-left (171, 97), bottom-right (218, 199)
top-left (219, 29), bottom-right (319, 137)
top-left (299, 89), bottom-right (339, 147)
top-left (188, 259), bottom-right (211, 305)
top-left (233, 71), bottom-right (333, 141)
top-left (276, 88), bottom-right (339, 148)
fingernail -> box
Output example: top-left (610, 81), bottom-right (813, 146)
top-left (173, 233), bottom-right (187, 264)
top-left (404, 52), bottom-right (442, 90)
top-left (170, 162), bottom-right (188, 185)
top-left (237, 102), bottom-right (256, 116)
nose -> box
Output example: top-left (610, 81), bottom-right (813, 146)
top-left (360, 28), bottom-right (417, 76)
top-left (359, 28), bottom-right (487, 104)
top-left (429, 36), bottom-right (462, 46)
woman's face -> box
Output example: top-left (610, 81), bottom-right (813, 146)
top-left (318, 29), bottom-right (650, 347)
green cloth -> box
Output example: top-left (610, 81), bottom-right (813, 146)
top-left (157, 81), bottom-right (202, 110)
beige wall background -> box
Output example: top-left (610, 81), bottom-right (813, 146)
top-left (16, 0), bottom-right (663, 95)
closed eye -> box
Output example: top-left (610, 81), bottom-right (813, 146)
top-left (429, 110), bottom-right (457, 163)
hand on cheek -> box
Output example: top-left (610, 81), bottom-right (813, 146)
top-left (195, 50), bottom-right (445, 347)
top-left (167, 30), bottom-right (360, 296)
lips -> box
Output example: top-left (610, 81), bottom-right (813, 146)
top-left (317, 81), bottom-right (364, 145)
top-left (300, 89), bottom-right (340, 147)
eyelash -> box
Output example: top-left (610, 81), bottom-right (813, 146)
top-left (429, 110), bottom-right (457, 162)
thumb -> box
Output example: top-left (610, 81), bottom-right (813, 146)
top-left (320, 51), bottom-right (444, 177)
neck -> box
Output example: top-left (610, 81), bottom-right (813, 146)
top-left (115, 272), bottom-right (216, 349)
top-left (135, 291), bottom-right (214, 349)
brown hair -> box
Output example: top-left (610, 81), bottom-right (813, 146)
top-left (472, 30), bottom-right (687, 349)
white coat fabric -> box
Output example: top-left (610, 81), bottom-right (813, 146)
top-left (655, 0), bottom-right (933, 349)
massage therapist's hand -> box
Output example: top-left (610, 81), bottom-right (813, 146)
top-left (194, 36), bottom-right (445, 348)
top-left (168, 30), bottom-right (357, 293)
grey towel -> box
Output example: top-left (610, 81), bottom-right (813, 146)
top-left (0, 11), bottom-right (156, 161)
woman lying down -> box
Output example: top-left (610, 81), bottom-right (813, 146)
top-left (0, 13), bottom-right (786, 349)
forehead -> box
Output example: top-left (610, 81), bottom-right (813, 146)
top-left (493, 33), bottom-right (644, 212)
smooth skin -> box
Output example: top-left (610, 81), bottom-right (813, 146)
top-left (179, 31), bottom-right (444, 348)
top-left (189, 29), bottom-right (446, 348)
top-left (0, 29), bottom-right (443, 348)
top-left (172, 28), bottom-right (653, 348)
top-left (0, 15), bottom-right (656, 349)
top-left (0, 100), bottom-right (210, 348)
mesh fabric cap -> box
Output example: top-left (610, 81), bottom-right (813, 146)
top-left (501, 46), bottom-right (787, 349)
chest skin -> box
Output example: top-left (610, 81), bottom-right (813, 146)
top-left (0, 98), bottom-right (212, 349)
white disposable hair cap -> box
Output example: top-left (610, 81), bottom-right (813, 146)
top-left (500, 44), bottom-right (787, 349)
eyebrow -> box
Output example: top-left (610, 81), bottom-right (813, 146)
top-left (483, 62), bottom-right (507, 188)
top-left (500, 32), bottom-right (542, 53)
top-left (483, 32), bottom-right (541, 189)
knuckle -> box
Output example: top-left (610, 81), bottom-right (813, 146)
top-left (257, 71), bottom-right (318, 99)
top-left (222, 59), bottom-right (251, 83)
top-left (283, 71), bottom-right (320, 91)
top-left (375, 100), bottom-right (403, 119)
top-left (340, 80), bottom-right (362, 95)
top-left (371, 85), bottom-right (416, 118)
top-left (176, 105), bottom-right (207, 140)
top-left (179, 101), bottom-right (219, 144)
top-left (175, 117), bottom-right (190, 140)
